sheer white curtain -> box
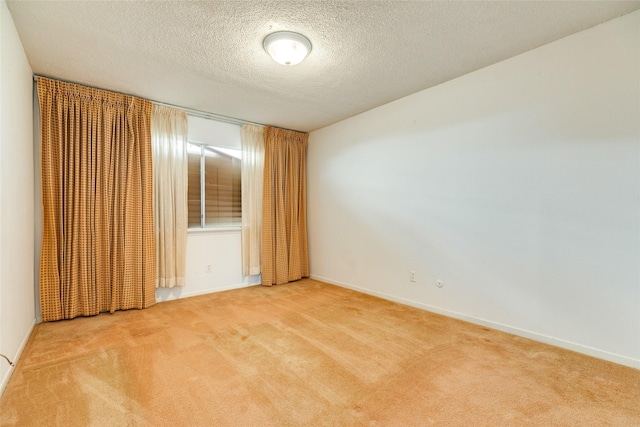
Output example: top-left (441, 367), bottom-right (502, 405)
top-left (151, 105), bottom-right (188, 288)
top-left (241, 125), bottom-right (265, 277)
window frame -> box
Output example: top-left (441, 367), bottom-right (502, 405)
top-left (187, 140), bottom-right (242, 231)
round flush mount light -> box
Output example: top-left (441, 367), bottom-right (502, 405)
top-left (263, 31), bottom-right (312, 66)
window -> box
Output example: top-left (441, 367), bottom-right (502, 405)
top-left (187, 142), bottom-right (241, 228)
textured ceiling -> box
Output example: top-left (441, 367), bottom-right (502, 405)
top-left (6, 1), bottom-right (640, 132)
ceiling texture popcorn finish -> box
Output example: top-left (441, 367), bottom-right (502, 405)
top-left (7, 1), bottom-right (640, 132)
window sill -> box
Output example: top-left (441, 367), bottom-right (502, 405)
top-left (188, 226), bottom-right (241, 234)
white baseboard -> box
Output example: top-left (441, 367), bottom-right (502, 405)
top-left (156, 282), bottom-right (259, 303)
top-left (0, 319), bottom-right (36, 397)
top-left (310, 275), bottom-right (640, 370)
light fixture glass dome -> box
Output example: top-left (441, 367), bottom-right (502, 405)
top-left (263, 31), bottom-right (312, 66)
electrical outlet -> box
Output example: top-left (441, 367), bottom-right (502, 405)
top-left (207, 264), bottom-right (213, 273)
top-left (409, 271), bottom-right (416, 282)
top-left (436, 279), bottom-right (444, 288)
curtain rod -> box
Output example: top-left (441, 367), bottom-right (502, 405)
top-left (153, 100), bottom-right (264, 129)
top-left (33, 74), bottom-right (271, 130)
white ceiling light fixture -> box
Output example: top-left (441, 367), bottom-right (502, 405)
top-left (263, 31), bottom-right (312, 66)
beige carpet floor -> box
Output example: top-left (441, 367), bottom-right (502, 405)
top-left (1, 278), bottom-right (639, 426)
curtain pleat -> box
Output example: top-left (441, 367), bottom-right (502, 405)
top-left (151, 105), bottom-right (188, 288)
top-left (261, 126), bottom-right (309, 286)
top-left (241, 125), bottom-right (265, 277)
top-left (38, 77), bottom-right (155, 322)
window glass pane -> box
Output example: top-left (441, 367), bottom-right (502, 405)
top-left (204, 146), bottom-right (242, 227)
top-left (187, 143), bottom-right (202, 228)
top-left (230, 157), bottom-right (241, 224)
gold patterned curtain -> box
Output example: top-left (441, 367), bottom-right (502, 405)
top-left (37, 77), bottom-right (156, 322)
top-left (261, 126), bottom-right (309, 286)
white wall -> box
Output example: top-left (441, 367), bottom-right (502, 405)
top-left (308, 11), bottom-right (640, 368)
top-left (0, 0), bottom-right (35, 394)
top-left (156, 117), bottom-right (260, 302)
